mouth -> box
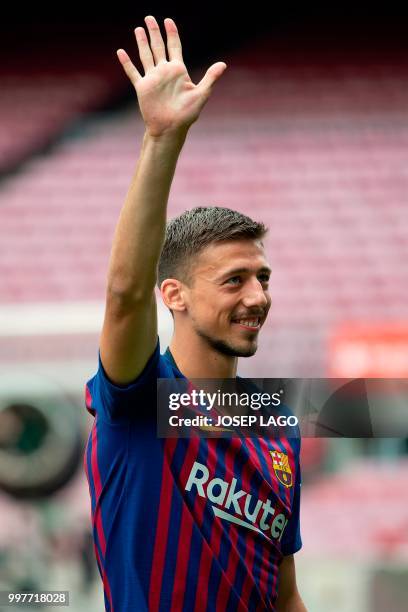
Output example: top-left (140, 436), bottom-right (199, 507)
top-left (231, 316), bottom-right (262, 331)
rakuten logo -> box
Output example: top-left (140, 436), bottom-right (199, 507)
top-left (185, 461), bottom-right (288, 540)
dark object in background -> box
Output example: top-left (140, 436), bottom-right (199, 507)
top-left (0, 400), bottom-right (82, 499)
top-left (315, 379), bottom-right (373, 437)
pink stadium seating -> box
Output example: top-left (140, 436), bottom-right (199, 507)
top-left (0, 45), bottom-right (407, 376)
top-left (300, 459), bottom-right (408, 557)
top-left (0, 42), bottom-right (126, 171)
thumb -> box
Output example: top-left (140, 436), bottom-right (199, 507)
top-left (197, 62), bottom-right (227, 94)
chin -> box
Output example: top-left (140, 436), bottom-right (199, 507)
top-left (195, 327), bottom-right (259, 358)
top-left (208, 337), bottom-right (258, 358)
top-left (233, 345), bottom-right (258, 358)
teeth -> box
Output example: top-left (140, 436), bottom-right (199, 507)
top-left (237, 318), bottom-right (259, 327)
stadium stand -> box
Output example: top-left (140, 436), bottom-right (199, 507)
top-left (1, 43), bottom-right (407, 376)
top-left (300, 458), bottom-right (408, 557)
top-left (1, 26), bottom-right (408, 612)
top-left (0, 30), bottom-right (127, 173)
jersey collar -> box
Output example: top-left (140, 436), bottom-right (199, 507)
top-left (164, 347), bottom-right (185, 378)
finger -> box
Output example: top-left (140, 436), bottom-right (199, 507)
top-left (116, 49), bottom-right (142, 85)
top-left (196, 62), bottom-right (227, 94)
top-left (134, 26), bottom-right (155, 72)
top-left (164, 17), bottom-right (183, 62)
top-left (144, 15), bottom-right (167, 64)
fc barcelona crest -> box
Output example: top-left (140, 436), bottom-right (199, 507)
top-left (270, 451), bottom-right (293, 488)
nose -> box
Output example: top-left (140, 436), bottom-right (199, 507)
top-left (241, 278), bottom-right (269, 310)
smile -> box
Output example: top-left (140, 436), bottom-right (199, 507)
top-left (232, 317), bottom-right (261, 330)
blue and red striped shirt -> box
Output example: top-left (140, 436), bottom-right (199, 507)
top-left (84, 340), bottom-right (302, 611)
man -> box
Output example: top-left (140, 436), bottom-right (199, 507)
top-left (84, 15), bottom-right (306, 611)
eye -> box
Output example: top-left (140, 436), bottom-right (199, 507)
top-left (226, 276), bottom-right (242, 286)
top-left (258, 273), bottom-right (270, 285)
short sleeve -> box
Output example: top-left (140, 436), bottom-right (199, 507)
top-left (85, 338), bottom-right (160, 424)
top-left (280, 439), bottom-right (302, 556)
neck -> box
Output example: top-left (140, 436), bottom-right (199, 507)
top-left (169, 331), bottom-right (238, 379)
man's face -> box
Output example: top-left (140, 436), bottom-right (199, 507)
top-left (182, 239), bottom-right (272, 357)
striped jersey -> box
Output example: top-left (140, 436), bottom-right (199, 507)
top-left (84, 339), bottom-right (302, 611)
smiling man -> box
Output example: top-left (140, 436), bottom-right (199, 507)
top-left (159, 210), bottom-right (271, 368)
top-left (84, 15), bottom-right (306, 612)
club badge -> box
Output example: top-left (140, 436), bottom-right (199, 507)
top-left (270, 451), bottom-right (293, 488)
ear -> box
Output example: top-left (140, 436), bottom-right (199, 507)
top-left (160, 278), bottom-right (187, 313)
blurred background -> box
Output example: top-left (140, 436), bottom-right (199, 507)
top-left (0, 3), bottom-right (407, 610)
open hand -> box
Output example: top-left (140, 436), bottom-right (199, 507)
top-left (117, 16), bottom-right (227, 138)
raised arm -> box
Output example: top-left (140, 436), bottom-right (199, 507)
top-left (99, 16), bottom-right (227, 385)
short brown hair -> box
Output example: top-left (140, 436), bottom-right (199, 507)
top-left (157, 206), bottom-right (267, 287)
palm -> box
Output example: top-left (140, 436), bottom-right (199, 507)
top-left (117, 16), bottom-right (226, 137)
top-left (136, 61), bottom-right (201, 135)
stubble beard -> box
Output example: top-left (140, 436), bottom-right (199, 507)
top-left (195, 327), bottom-right (258, 358)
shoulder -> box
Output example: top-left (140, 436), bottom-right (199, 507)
top-left (85, 339), bottom-right (178, 422)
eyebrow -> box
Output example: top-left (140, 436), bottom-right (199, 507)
top-left (219, 266), bottom-right (272, 280)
